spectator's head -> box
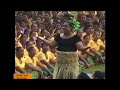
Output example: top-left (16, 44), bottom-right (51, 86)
top-left (42, 43), bottom-right (49, 53)
top-left (83, 35), bottom-right (90, 44)
top-left (56, 23), bottom-right (61, 30)
top-left (16, 46), bottom-right (24, 58)
top-left (81, 14), bottom-right (86, 22)
top-left (89, 11), bottom-right (95, 17)
top-left (62, 22), bottom-right (72, 35)
top-left (31, 23), bottom-right (38, 32)
top-left (77, 72), bottom-right (91, 79)
top-left (22, 14), bottom-right (28, 22)
top-left (20, 34), bottom-right (28, 44)
top-left (93, 71), bottom-right (105, 79)
top-left (26, 41), bottom-right (34, 50)
top-left (41, 29), bottom-right (50, 38)
top-left (15, 20), bottom-right (20, 28)
top-left (51, 22), bottom-right (56, 29)
top-left (86, 16), bottom-right (93, 25)
top-left (29, 31), bottom-right (37, 40)
top-left (36, 37), bottom-right (43, 48)
top-left (97, 11), bottom-right (104, 16)
top-left (44, 14), bottom-right (50, 21)
top-left (93, 31), bottom-right (100, 40)
top-left (50, 47), bottom-right (57, 54)
top-left (40, 24), bottom-right (46, 31)
top-left (16, 12), bottom-right (23, 20)
top-left (93, 22), bottom-right (100, 31)
top-left (86, 25), bottom-right (94, 35)
top-left (27, 46), bottom-right (36, 57)
top-left (62, 18), bottom-right (81, 35)
top-left (36, 17), bottom-right (41, 24)
top-left (52, 11), bottom-right (58, 17)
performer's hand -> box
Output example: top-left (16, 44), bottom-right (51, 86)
top-left (82, 47), bottom-right (91, 51)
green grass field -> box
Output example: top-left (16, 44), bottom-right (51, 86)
top-left (83, 64), bottom-right (105, 74)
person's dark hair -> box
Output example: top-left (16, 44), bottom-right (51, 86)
top-left (93, 31), bottom-right (100, 36)
top-left (25, 41), bottom-right (31, 46)
top-left (27, 46), bottom-right (34, 52)
top-left (31, 23), bottom-right (37, 29)
top-left (16, 46), bottom-right (22, 53)
top-left (93, 71), bottom-right (105, 79)
top-left (86, 15), bottom-right (92, 18)
top-left (77, 72), bottom-right (91, 79)
top-left (86, 24), bottom-right (93, 30)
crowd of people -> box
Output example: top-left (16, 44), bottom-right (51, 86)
top-left (15, 11), bottom-right (105, 79)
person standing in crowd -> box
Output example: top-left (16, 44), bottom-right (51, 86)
top-left (38, 18), bottom-right (90, 79)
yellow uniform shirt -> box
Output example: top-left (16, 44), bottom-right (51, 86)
top-left (83, 11), bottom-right (97, 15)
top-left (88, 39), bottom-right (104, 52)
top-left (18, 42), bottom-right (22, 47)
top-left (15, 56), bottom-right (28, 68)
top-left (25, 56), bottom-right (39, 67)
top-left (34, 46), bottom-right (42, 55)
top-left (36, 51), bottom-right (56, 62)
top-left (23, 49), bottom-right (28, 58)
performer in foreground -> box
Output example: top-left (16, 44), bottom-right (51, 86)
top-left (38, 18), bottom-right (90, 79)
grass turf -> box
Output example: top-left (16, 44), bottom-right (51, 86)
top-left (83, 64), bottom-right (105, 74)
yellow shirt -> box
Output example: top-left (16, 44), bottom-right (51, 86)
top-left (23, 49), bottom-right (28, 58)
top-left (88, 39), bottom-right (104, 52)
top-left (25, 56), bottom-right (39, 67)
top-left (36, 51), bottom-right (56, 62)
top-left (83, 11), bottom-right (97, 15)
top-left (34, 46), bottom-right (42, 55)
top-left (18, 42), bottom-right (22, 47)
top-left (15, 56), bottom-right (28, 68)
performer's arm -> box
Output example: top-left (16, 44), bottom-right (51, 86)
top-left (76, 41), bottom-right (90, 51)
top-left (38, 36), bottom-right (57, 48)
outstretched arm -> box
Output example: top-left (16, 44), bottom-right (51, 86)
top-left (76, 41), bottom-right (90, 51)
top-left (38, 36), bottom-right (57, 48)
